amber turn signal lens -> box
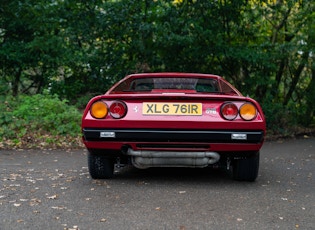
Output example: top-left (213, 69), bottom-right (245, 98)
top-left (90, 101), bottom-right (108, 119)
top-left (239, 103), bottom-right (257, 121)
top-left (220, 102), bottom-right (238, 120)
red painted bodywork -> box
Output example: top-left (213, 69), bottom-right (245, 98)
top-left (81, 73), bottom-right (266, 153)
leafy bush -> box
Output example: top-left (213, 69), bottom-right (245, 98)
top-left (262, 101), bottom-right (291, 135)
top-left (0, 94), bottom-right (82, 149)
top-left (261, 96), bottom-right (313, 138)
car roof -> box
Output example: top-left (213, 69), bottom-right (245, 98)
top-left (125, 72), bottom-right (222, 80)
top-left (106, 72), bottom-right (244, 96)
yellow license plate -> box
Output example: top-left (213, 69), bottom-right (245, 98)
top-left (142, 103), bottom-right (202, 115)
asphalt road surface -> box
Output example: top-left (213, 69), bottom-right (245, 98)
top-left (0, 137), bottom-right (314, 230)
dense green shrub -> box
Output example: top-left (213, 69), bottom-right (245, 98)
top-left (0, 94), bottom-right (82, 148)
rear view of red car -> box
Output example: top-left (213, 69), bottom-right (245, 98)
top-left (81, 73), bottom-right (266, 181)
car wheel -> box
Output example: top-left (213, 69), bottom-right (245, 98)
top-left (232, 151), bottom-right (260, 182)
top-left (88, 152), bottom-right (114, 179)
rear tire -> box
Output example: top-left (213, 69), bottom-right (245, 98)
top-left (232, 151), bottom-right (260, 182)
top-left (88, 152), bottom-right (114, 179)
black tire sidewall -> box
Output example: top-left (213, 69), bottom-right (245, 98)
top-left (88, 152), bottom-right (114, 179)
top-left (232, 151), bottom-right (260, 182)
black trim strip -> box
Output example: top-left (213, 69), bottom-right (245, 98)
top-left (136, 144), bottom-right (210, 149)
top-left (83, 128), bottom-right (264, 143)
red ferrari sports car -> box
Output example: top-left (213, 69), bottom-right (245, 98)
top-left (82, 73), bottom-right (266, 181)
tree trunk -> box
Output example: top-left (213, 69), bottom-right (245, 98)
top-left (283, 51), bottom-right (309, 106)
top-left (303, 67), bottom-right (315, 125)
top-left (12, 68), bottom-right (22, 97)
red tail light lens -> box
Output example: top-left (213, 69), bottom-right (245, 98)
top-left (221, 102), bottom-right (238, 120)
top-left (109, 101), bottom-right (127, 119)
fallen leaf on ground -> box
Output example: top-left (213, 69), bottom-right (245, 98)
top-left (47, 194), bottom-right (58, 199)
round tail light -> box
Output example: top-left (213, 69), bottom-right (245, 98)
top-left (109, 101), bottom-right (127, 119)
top-left (221, 102), bottom-right (238, 120)
top-left (239, 103), bottom-right (257, 121)
top-left (90, 101), bottom-right (108, 119)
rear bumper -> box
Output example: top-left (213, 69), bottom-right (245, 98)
top-left (82, 128), bottom-right (264, 152)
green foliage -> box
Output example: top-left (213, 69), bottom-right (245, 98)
top-left (1, 0), bottom-right (314, 144)
top-left (262, 96), bottom-right (294, 136)
top-left (0, 94), bottom-right (82, 149)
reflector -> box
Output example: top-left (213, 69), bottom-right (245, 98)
top-left (231, 133), bottom-right (247, 140)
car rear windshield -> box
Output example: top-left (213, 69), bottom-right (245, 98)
top-left (111, 77), bottom-right (221, 93)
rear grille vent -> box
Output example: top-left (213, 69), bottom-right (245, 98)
top-left (136, 144), bottom-right (210, 149)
